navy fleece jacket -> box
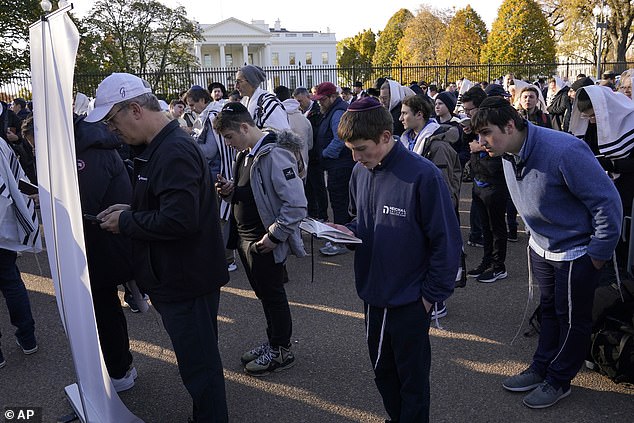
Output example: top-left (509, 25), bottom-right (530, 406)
top-left (347, 141), bottom-right (462, 307)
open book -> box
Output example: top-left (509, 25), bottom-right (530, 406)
top-left (299, 218), bottom-right (362, 244)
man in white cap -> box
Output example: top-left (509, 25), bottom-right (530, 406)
top-left (87, 73), bottom-right (229, 422)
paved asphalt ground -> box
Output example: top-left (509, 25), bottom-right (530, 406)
top-left (1, 183), bottom-right (633, 422)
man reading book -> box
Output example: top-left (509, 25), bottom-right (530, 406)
top-left (330, 97), bottom-right (462, 423)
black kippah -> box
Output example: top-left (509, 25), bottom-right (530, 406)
top-left (347, 97), bottom-right (383, 112)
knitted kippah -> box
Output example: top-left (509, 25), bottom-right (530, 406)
top-left (347, 96), bottom-right (383, 112)
top-left (190, 85), bottom-right (204, 90)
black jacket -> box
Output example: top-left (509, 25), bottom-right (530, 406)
top-left (119, 120), bottom-right (229, 302)
top-left (470, 151), bottom-right (506, 187)
top-left (74, 115), bottom-right (134, 288)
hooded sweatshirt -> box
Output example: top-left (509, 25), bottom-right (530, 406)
top-left (282, 98), bottom-right (312, 172)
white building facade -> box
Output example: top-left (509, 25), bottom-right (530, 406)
top-left (193, 17), bottom-right (338, 90)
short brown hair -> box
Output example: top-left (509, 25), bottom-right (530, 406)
top-left (402, 95), bottom-right (433, 120)
top-left (337, 105), bottom-right (393, 143)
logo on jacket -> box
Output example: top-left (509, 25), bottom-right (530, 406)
top-left (77, 159), bottom-right (85, 171)
top-left (382, 205), bottom-right (407, 218)
top-left (282, 167), bottom-right (296, 180)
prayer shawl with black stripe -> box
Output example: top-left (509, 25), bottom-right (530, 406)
top-left (244, 87), bottom-right (290, 131)
top-left (196, 101), bottom-right (235, 221)
top-left (0, 138), bottom-right (42, 252)
top-left (570, 85), bottom-right (634, 160)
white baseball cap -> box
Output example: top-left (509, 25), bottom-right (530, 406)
top-left (85, 73), bottom-right (152, 122)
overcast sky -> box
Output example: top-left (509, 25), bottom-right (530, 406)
top-left (70, 0), bottom-right (504, 40)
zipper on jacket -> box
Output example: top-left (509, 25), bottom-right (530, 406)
top-left (257, 168), bottom-right (266, 195)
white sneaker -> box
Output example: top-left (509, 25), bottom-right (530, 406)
top-left (112, 367), bottom-right (137, 392)
top-left (228, 262), bottom-right (238, 272)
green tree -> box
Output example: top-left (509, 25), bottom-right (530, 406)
top-left (481, 0), bottom-right (557, 67)
top-left (438, 5), bottom-right (488, 63)
top-left (337, 29), bottom-right (376, 85)
top-left (373, 8), bottom-right (414, 67)
top-left (80, 0), bottom-right (202, 85)
top-left (396, 6), bottom-right (448, 64)
top-left (0, 1), bottom-right (41, 84)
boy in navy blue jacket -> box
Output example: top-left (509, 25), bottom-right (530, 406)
top-left (331, 97), bottom-right (462, 423)
top-left (472, 97), bottom-right (622, 409)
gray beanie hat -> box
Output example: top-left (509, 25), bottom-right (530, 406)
top-left (240, 65), bottom-right (267, 88)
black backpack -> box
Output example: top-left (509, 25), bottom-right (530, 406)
top-left (590, 280), bottom-right (634, 384)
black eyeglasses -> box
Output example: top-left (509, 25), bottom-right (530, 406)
top-left (103, 104), bottom-right (125, 129)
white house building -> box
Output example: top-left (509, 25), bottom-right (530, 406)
top-left (193, 17), bottom-right (338, 90)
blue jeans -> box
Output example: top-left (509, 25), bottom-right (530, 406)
top-left (529, 250), bottom-right (600, 390)
top-left (0, 249), bottom-right (36, 348)
top-left (325, 166), bottom-right (353, 224)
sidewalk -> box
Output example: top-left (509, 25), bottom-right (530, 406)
top-left (1, 184), bottom-right (632, 422)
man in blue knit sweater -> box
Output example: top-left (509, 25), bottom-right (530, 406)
top-left (472, 96), bottom-right (622, 409)
top-left (331, 97), bottom-right (462, 422)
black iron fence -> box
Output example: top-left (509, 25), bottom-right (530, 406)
top-left (2, 61), bottom-right (633, 101)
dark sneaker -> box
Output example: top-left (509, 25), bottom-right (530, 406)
top-left (319, 242), bottom-right (348, 256)
top-left (477, 268), bottom-right (508, 283)
top-left (244, 345), bottom-right (295, 376)
top-left (467, 240), bottom-right (484, 248)
top-left (467, 262), bottom-right (489, 278)
top-left (111, 367), bottom-right (137, 392)
top-left (502, 368), bottom-right (544, 392)
top-left (16, 338), bottom-right (38, 355)
top-left (523, 381), bottom-right (571, 409)
top-left (124, 292), bottom-right (140, 313)
top-left (508, 228), bottom-right (518, 242)
top-left (123, 292), bottom-right (149, 313)
top-left (241, 342), bottom-right (271, 365)
top-left (431, 302), bottom-right (447, 319)
top-left (0, 348), bottom-right (5, 368)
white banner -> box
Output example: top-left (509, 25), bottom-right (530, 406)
top-left (29, 6), bottom-right (141, 422)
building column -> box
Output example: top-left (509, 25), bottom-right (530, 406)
top-left (264, 43), bottom-right (271, 67)
top-left (219, 43), bottom-right (226, 68)
top-left (194, 42), bottom-right (202, 67)
top-left (242, 43), bottom-right (249, 65)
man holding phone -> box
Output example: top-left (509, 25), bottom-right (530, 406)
top-left (88, 73), bottom-right (230, 422)
top-left (213, 102), bottom-right (307, 376)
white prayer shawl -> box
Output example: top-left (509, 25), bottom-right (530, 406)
top-left (546, 76), bottom-right (568, 106)
top-left (73, 92), bottom-right (90, 116)
top-left (459, 78), bottom-right (473, 95)
top-left (0, 138), bottom-right (41, 252)
top-left (569, 85), bottom-right (634, 160)
top-left (195, 101), bottom-right (235, 220)
top-left (405, 119), bottom-right (441, 156)
top-left (512, 79), bottom-right (548, 113)
top-left (386, 79), bottom-right (416, 112)
top-left (243, 87), bottom-right (291, 131)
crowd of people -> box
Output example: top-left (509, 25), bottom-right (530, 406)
top-left (0, 64), bottom-right (632, 422)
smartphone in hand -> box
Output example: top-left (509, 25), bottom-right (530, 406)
top-left (83, 214), bottom-right (103, 224)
